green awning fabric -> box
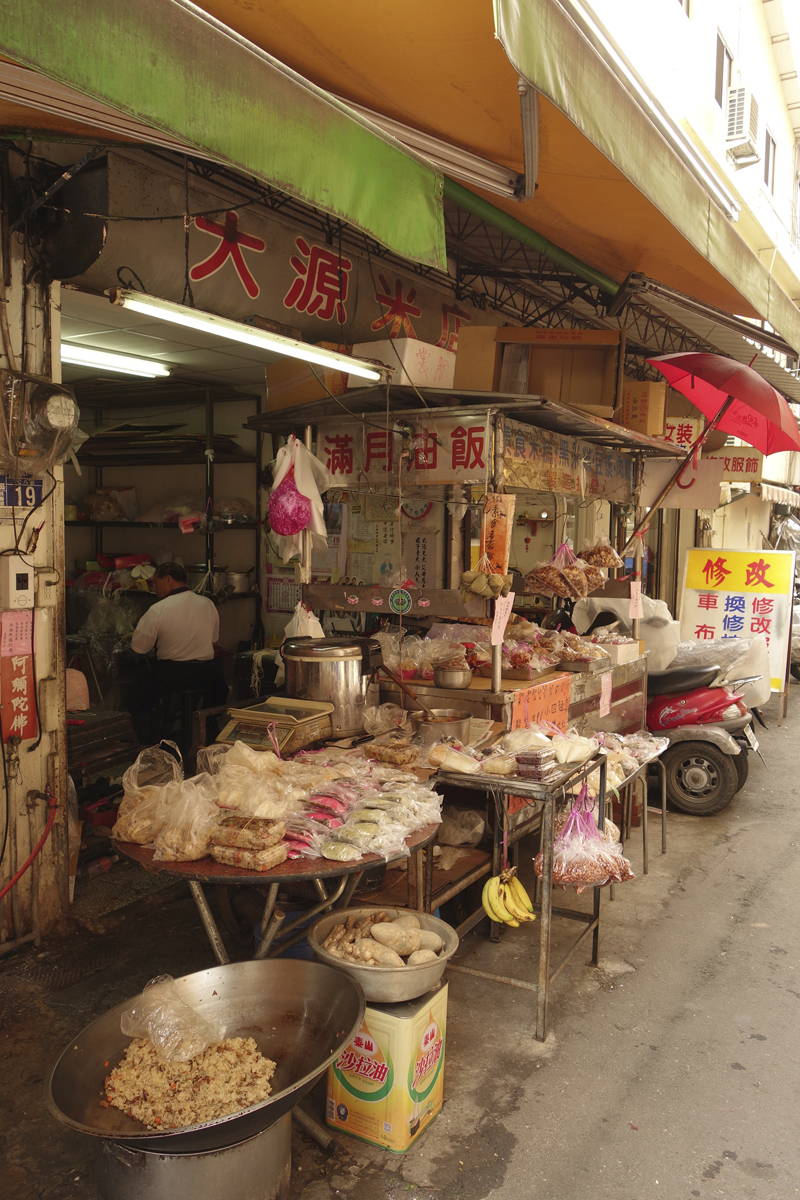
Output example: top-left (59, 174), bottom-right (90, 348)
top-left (0, 0), bottom-right (446, 270)
top-left (493, 0), bottom-right (800, 353)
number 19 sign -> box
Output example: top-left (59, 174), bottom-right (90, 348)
top-left (680, 548), bottom-right (796, 692)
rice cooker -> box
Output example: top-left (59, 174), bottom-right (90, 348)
top-left (282, 636), bottom-right (382, 737)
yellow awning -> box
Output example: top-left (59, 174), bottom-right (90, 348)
top-left (192, 0), bottom-right (800, 347)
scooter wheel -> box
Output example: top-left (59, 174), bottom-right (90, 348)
top-left (662, 742), bottom-right (739, 815)
top-left (734, 751), bottom-right (749, 792)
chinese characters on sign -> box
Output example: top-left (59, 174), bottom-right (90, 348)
top-left (663, 417), bottom-right (701, 450)
top-left (479, 493), bottom-right (516, 575)
top-left (704, 450), bottom-right (763, 483)
top-left (284, 236), bottom-right (352, 323)
top-left (502, 418), bottom-right (633, 503)
top-left (680, 548), bottom-right (796, 692)
top-left (190, 211), bottom-right (266, 299)
top-left (0, 654), bottom-right (37, 742)
top-left (511, 674), bottom-right (572, 733)
top-left (319, 417), bottom-right (489, 485)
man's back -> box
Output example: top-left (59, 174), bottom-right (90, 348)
top-left (130, 590), bottom-right (219, 661)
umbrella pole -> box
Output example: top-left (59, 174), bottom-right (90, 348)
top-left (621, 395), bottom-right (735, 557)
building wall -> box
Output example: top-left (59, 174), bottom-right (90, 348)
top-left (584, 0), bottom-right (800, 296)
top-left (0, 242), bottom-right (67, 948)
top-left (709, 493), bottom-right (773, 550)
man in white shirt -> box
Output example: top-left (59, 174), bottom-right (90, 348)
top-left (129, 562), bottom-right (227, 737)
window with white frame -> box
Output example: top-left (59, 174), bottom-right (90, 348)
top-left (764, 129), bottom-right (777, 194)
top-left (715, 34), bottom-right (732, 108)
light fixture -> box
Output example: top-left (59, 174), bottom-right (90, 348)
top-left (540, 510), bottom-right (549, 519)
top-left (109, 290), bottom-right (383, 382)
top-left (60, 343), bottom-right (171, 378)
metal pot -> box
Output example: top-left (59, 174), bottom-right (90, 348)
top-left (283, 636), bottom-right (382, 738)
top-left (187, 564), bottom-right (227, 593)
top-left (433, 667), bottom-right (474, 689)
top-left (409, 707), bottom-right (472, 744)
top-left (226, 570), bottom-right (253, 594)
top-left (308, 907), bottom-right (459, 1003)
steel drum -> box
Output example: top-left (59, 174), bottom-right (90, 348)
top-left (47, 959), bottom-right (365, 1154)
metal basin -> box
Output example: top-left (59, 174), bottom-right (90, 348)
top-left (308, 907), bottom-right (458, 1003)
top-left (409, 708), bottom-right (472, 745)
top-left (433, 668), bottom-right (474, 689)
top-left (47, 959), bottom-right (364, 1154)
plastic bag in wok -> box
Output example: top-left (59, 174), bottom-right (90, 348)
top-left (120, 974), bottom-right (226, 1061)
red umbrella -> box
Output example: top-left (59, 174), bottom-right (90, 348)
top-left (622, 352), bottom-right (800, 557)
top-left (647, 351), bottom-right (800, 454)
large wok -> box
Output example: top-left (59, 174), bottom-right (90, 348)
top-left (47, 960), bottom-right (365, 1154)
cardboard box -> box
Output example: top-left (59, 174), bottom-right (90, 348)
top-left (617, 379), bottom-right (666, 438)
top-left (348, 339), bottom-right (455, 390)
top-left (326, 984), bottom-right (447, 1153)
top-left (453, 325), bottom-right (503, 391)
top-left (495, 327), bottom-right (624, 411)
top-left (266, 342), bottom-right (350, 412)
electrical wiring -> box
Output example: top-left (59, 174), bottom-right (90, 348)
top-left (0, 787), bottom-right (57, 902)
top-left (306, 363), bottom-right (404, 434)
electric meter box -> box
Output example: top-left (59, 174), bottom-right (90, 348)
top-left (0, 555), bottom-right (34, 609)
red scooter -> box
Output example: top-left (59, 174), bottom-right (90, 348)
top-left (646, 663), bottom-right (759, 815)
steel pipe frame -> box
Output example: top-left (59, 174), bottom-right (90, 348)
top-left (437, 754), bottom-right (606, 1041)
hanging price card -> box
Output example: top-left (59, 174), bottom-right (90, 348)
top-left (491, 592), bottom-right (515, 646)
top-left (629, 581), bottom-right (644, 619)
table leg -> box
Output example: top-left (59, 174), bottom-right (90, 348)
top-left (188, 881), bottom-right (230, 965)
top-left (592, 756), bottom-right (606, 968)
top-left (414, 849), bottom-right (424, 913)
top-left (490, 788), bottom-right (506, 943)
top-left (425, 843), bottom-right (434, 914)
top-left (313, 878), bottom-right (329, 903)
top-left (657, 759), bottom-right (667, 854)
top-left (253, 883), bottom-right (283, 960)
top-left (641, 777), bottom-right (649, 875)
top-left (340, 872), bottom-right (363, 909)
top-left (535, 789), bottom-right (554, 1041)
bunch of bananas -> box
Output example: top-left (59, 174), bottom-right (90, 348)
top-left (481, 868), bottom-right (536, 927)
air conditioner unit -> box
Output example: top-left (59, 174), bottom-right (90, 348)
top-left (726, 85), bottom-right (760, 161)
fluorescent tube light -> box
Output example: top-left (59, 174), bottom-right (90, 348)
top-left (109, 290), bottom-right (383, 381)
top-left (60, 343), bottom-right (171, 378)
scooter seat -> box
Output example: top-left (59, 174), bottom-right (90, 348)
top-left (647, 664), bottom-right (720, 698)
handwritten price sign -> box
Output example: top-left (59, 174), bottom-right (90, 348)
top-left (510, 673), bottom-right (572, 733)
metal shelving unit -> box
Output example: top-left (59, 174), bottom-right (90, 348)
top-left (66, 388), bottom-right (264, 633)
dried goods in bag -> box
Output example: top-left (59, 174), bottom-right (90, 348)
top-left (534, 787), bottom-right (634, 892)
top-left (579, 536), bottom-right (624, 569)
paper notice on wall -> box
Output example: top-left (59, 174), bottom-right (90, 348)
top-left (629, 581), bottom-right (644, 620)
top-left (1, 610), bottom-right (33, 658)
top-left (479, 493), bottom-right (516, 575)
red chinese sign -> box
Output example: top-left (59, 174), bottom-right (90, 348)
top-left (319, 416), bottom-right (490, 485)
top-left (1, 654), bottom-right (37, 742)
top-left (190, 211), bottom-right (266, 299)
top-left (284, 237), bottom-right (352, 323)
top-left (511, 674), bottom-right (572, 734)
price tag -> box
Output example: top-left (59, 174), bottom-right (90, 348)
top-left (491, 591), bottom-right (515, 646)
top-left (599, 670), bottom-right (612, 717)
top-left (629, 580), bottom-right (644, 619)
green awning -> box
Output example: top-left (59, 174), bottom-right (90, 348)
top-left (494, 0), bottom-right (800, 353)
top-left (0, 0), bottom-right (446, 270)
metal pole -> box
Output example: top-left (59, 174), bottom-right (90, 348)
top-left (205, 387), bottom-right (215, 579)
top-left (535, 788), bottom-right (554, 1041)
top-left (300, 424), bottom-right (313, 585)
top-left (188, 881), bottom-right (230, 965)
top-left (622, 395), bottom-right (736, 557)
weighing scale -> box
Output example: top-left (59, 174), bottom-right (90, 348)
top-left (217, 697), bottom-right (334, 754)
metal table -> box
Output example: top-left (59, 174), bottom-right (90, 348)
top-left (117, 825), bottom-right (439, 965)
top-left (434, 754), bottom-right (607, 1041)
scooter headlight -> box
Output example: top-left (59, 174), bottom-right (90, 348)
top-left (721, 703), bottom-right (743, 720)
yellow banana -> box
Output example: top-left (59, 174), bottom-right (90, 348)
top-left (508, 874), bottom-right (534, 915)
top-left (482, 879), bottom-right (505, 924)
top-left (499, 881), bottom-right (536, 923)
top-left (488, 876), bottom-right (519, 926)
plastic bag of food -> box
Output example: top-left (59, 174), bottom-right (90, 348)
top-left (579, 536), bottom-right (623, 569)
top-left (524, 542), bottom-right (588, 600)
top-left (480, 751), bottom-right (518, 776)
top-left (428, 743), bottom-right (482, 773)
top-left (501, 727), bottom-right (551, 752)
top-left (363, 704), bottom-right (408, 736)
top-left (560, 633), bottom-right (610, 663)
top-left (438, 805), bottom-right (485, 846)
top-left (551, 730), bottom-right (598, 764)
top-left (83, 491), bottom-right (128, 522)
top-left (336, 819), bottom-right (412, 858)
top-left (534, 788), bottom-right (634, 892)
top-left (214, 496), bottom-right (256, 524)
top-left (153, 776), bottom-right (221, 862)
top-left (196, 743), bottom-right (230, 775)
top-left (112, 742), bottom-right (184, 843)
top-left (120, 974), bottom-right (226, 1062)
